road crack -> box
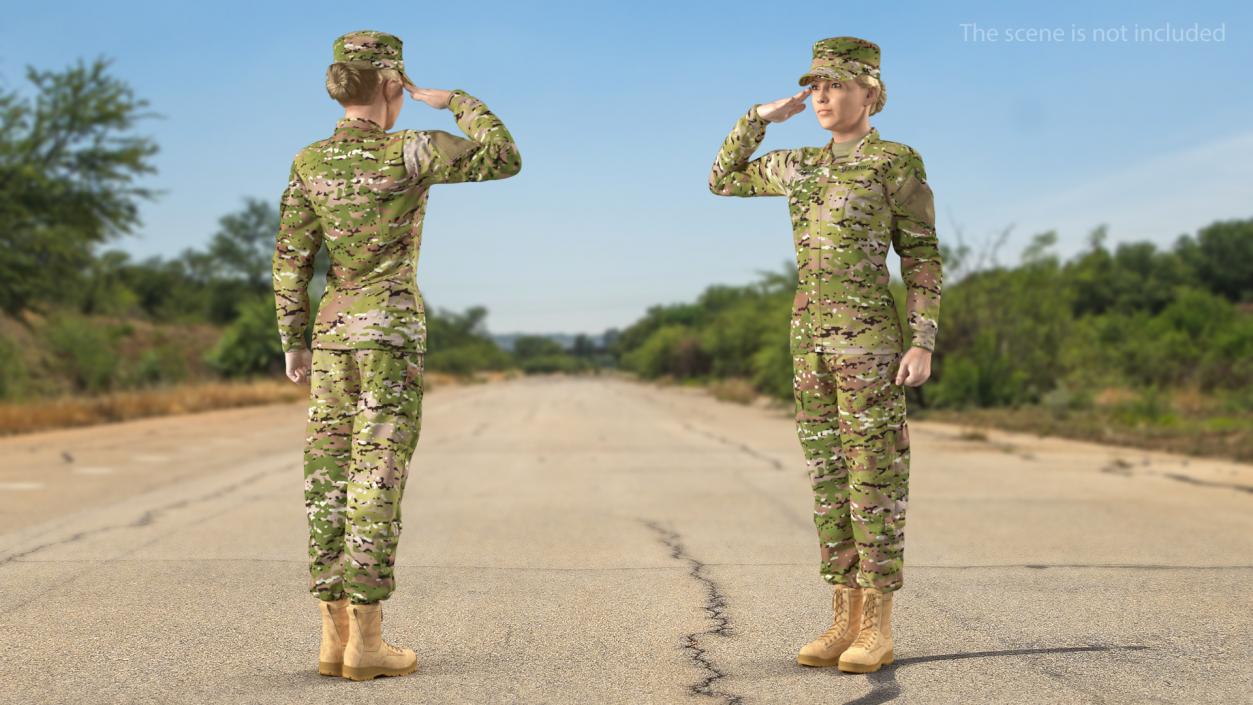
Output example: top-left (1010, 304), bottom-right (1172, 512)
top-left (680, 421), bottom-right (784, 471)
top-left (0, 465), bottom-right (280, 568)
top-left (642, 519), bottom-right (743, 705)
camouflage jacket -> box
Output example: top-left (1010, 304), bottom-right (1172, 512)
top-left (709, 104), bottom-right (942, 354)
top-left (273, 89), bottom-right (521, 353)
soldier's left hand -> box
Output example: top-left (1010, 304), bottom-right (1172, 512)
top-left (894, 347), bottom-right (932, 386)
top-left (285, 349), bottom-right (312, 384)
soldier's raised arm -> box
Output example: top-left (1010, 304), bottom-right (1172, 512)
top-left (708, 91), bottom-right (807, 197)
top-left (404, 89), bottom-right (521, 186)
top-left (272, 161), bottom-right (324, 353)
top-left (887, 147), bottom-right (942, 352)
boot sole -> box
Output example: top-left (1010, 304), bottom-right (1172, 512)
top-left (342, 662), bottom-right (418, 681)
top-left (838, 648), bottom-right (894, 673)
top-left (318, 661), bottom-right (343, 677)
top-left (797, 654), bottom-right (842, 668)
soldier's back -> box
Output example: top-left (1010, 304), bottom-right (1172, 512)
top-left (292, 118), bottom-right (433, 352)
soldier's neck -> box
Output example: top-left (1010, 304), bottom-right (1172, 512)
top-left (342, 103), bottom-right (391, 129)
top-left (830, 120), bottom-right (871, 144)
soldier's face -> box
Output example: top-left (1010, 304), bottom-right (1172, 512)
top-left (808, 79), bottom-right (873, 130)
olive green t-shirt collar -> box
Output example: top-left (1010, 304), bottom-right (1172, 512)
top-left (828, 126), bottom-right (876, 160)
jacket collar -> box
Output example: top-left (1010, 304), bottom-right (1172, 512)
top-left (334, 116), bottom-right (385, 134)
top-left (826, 125), bottom-right (878, 163)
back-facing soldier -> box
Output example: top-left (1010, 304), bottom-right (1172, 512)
top-left (271, 29), bottom-right (521, 682)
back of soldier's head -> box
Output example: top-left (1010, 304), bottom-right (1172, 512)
top-left (325, 63), bottom-right (403, 107)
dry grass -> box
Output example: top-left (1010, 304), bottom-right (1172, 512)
top-left (957, 428), bottom-right (989, 442)
top-left (917, 404), bottom-right (1253, 463)
top-left (0, 370), bottom-right (509, 437)
top-left (708, 378), bottom-right (759, 405)
top-left (0, 379), bottom-right (307, 436)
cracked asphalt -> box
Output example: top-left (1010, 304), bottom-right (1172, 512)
top-left (1, 376), bottom-right (1250, 705)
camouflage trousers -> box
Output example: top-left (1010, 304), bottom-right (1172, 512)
top-left (304, 347), bottom-right (424, 604)
top-left (792, 349), bottom-right (910, 593)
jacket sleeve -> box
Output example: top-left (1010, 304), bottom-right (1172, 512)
top-left (272, 161), bottom-right (323, 353)
top-left (708, 104), bottom-right (794, 197)
top-left (887, 147), bottom-right (942, 352)
top-left (403, 89), bottom-right (522, 186)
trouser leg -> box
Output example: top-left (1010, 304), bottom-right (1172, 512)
top-left (345, 348), bottom-right (425, 604)
top-left (305, 348), bottom-right (359, 601)
top-left (793, 350), bottom-right (859, 586)
top-left (832, 352), bottom-right (910, 593)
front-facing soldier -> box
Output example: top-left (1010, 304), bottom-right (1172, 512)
top-left (709, 36), bottom-right (942, 674)
top-left (272, 29), bottom-right (521, 681)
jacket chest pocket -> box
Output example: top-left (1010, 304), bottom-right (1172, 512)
top-left (825, 164), bottom-right (888, 228)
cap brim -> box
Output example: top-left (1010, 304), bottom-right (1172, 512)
top-left (799, 68), bottom-right (859, 86)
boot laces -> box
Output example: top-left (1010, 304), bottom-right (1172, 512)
top-left (816, 589), bottom-right (852, 645)
top-left (852, 592), bottom-right (879, 649)
top-left (378, 609), bottom-right (407, 656)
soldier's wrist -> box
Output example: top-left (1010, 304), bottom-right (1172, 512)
top-left (447, 89), bottom-right (468, 111)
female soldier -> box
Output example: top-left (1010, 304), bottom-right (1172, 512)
top-left (273, 30), bottom-right (520, 681)
top-left (708, 36), bottom-right (941, 674)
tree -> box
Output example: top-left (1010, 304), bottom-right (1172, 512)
top-left (513, 335), bottom-right (565, 360)
top-left (208, 197), bottom-right (280, 291)
top-left (0, 56), bottom-right (160, 318)
top-left (1176, 218), bottom-right (1253, 303)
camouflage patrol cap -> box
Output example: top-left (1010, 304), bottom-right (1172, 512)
top-left (798, 36), bottom-right (881, 86)
top-left (332, 30), bottom-right (415, 88)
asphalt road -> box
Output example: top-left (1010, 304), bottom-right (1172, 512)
top-left (1, 375), bottom-right (1250, 705)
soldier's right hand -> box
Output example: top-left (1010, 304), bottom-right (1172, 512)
top-left (408, 86), bottom-right (454, 110)
top-left (285, 349), bottom-right (312, 384)
top-left (755, 88), bottom-right (811, 123)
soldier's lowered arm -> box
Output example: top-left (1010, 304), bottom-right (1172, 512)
top-left (886, 148), bottom-right (942, 352)
top-left (406, 89), bottom-right (521, 186)
top-left (272, 162), bottom-right (324, 354)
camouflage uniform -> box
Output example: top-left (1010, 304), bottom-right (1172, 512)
top-left (708, 37), bottom-right (941, 593)
top-left (273, 30), bottom-right (521, 604)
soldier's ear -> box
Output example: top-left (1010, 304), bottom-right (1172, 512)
top-left (865, 84), bottom-right (879, 107)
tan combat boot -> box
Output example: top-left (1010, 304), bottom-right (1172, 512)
top-left (797, 584), bottom-right (863, 667)
top-left (838, 586), bottom-right (894, 673)
top-left (342, 601), bottom-right (418, 681)
top-left (317, 597), bottom-right (350, 676)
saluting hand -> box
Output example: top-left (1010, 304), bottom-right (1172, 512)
top-left (755, 88), bottom-right (811, 123)
top-left (408, 84), bottom-right (454, 110)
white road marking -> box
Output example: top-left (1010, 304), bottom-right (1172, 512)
top-left (0, 482), bottom-right (45, 491)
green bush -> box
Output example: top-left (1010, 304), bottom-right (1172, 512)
top-left (426, 343), bottom-right (514, 376)
top-left (622, 324), bottom-right (709, 379)
top-left (204, 294), bottom-right (284, 378)
top-left (0, 333), bottom-right (28, 400)
top-left (520, 354), bottom-right (590, 374)
top-left (40, 313), bottom-right (120, 393)
top-left (129, 342), bottom-right (189, 386)
top-left (1111, 385), bottom-right (1177, 426)
top-left (750, 335), bottom-right (792, 400)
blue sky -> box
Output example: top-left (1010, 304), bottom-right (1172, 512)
top-left (3, 0), bottom-right (1249, 335)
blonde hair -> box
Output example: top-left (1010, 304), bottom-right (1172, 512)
top-left (855, 74), bottom-right (887, 115)
top-left (325, 63), bottom-right (403, 106)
